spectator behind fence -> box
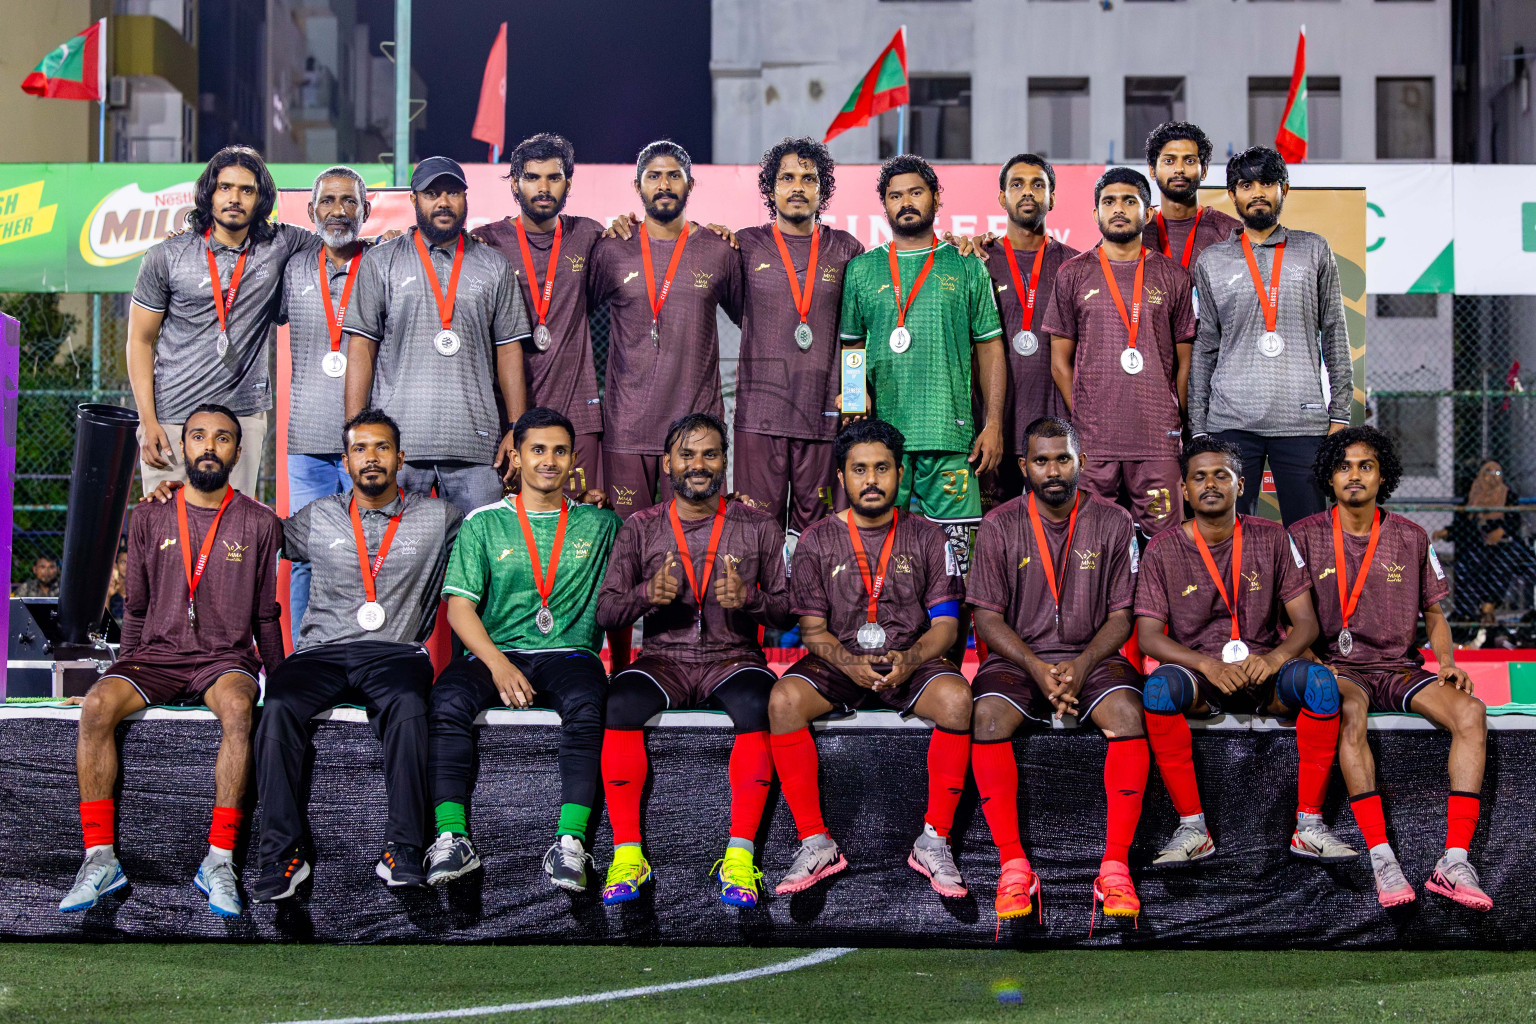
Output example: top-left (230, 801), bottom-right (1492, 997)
top-left (1439, 460), bottom-right (1536, 630)
top-left (15, 555), bottom-right (59, 598)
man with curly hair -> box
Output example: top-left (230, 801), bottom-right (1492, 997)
top-left (1142, 122), bottom-right (1241, 280)
top-left (732, 137), bottom-right (864, 535)
top-left (1290, 427), bottom-right (1490, 912)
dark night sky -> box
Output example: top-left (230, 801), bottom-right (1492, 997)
top-left (356, 0), bottom-right (714, 165)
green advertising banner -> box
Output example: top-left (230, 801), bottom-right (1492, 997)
top-left (0, 163), bottom-right (392, 293)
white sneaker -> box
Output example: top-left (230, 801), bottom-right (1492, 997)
top-left (59, 848), bottom-right (127, 913)
top-left (908, 833), bottom-right (967, 897)
top-left (1153, 822), bottom-right (1216, 865)
top-left (194, 854), bottom-right (243, 918)
top-left (1290, 822), bottom-right (1359, 864)
top-left (775, 833), bottom-right (847, 895)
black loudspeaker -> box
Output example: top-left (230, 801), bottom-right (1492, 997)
top-left (56, 404), bottom-right (138, 648)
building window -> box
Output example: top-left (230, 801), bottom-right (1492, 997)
top-left (1249, 77), bottom-right (1341, 159)
top-left (1376, 294), bottom-right (1439, 318)
top-left (1377, 77), bottom-right (1435, 158)
top-left (1028, 78), bottom-right (1090, 161)
top-left (1125, 78), bottom-right (1185, 161)
top-left (1376, 397), bottom-right (1439, 476)
top-left (879, 76), bottom-right (971, 160)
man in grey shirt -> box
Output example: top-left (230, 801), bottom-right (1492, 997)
top-left (1188, 146), bottom-right (1351, 525)
top-left (129, 145), bottom-right (321, 496)
top-left (343, 156), bottom-right (531, 515)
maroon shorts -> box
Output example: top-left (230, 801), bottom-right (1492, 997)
top-left (617, 654), bottom-right (774, 709)
top-left (732, 430), bottom-right (836, 534)
top-left (971, 654), bottom-right (1143, 725)
top-left (566, 433), bottom-right (604, 498)
top-left (1080, 458), bottom-right (1183, 536)
top-left (1334, 665), bottom-right (1438, 714)
top-left (782, 653), bottom-right (963, 713)
top-left (602, 452), bottom-right (672, 519)
top-left (100, 654), bottom-right (258, 707)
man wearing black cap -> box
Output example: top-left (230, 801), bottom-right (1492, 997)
top-left (343, 156), bottom-right (533, 514)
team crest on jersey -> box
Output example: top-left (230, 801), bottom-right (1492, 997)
top-left (821, 265), bottom-right (840, 283)
top-left (222, 541), bottom-right (247, 562)
top-left (1182, 584), bottom-right (1199, 597)
top-left (692, 270), bottom-right (713, 288)
top-left (1428, 543), bottom-right (1445, 580)
top-left (159, 537), bottom-right (177, 550)
top-left (1380, 560), bottom-right (1406, 583)
top-left (938, 273), bottom-right (959, 293)
top-left (1144, 285), bottom-right (1166, 306)
top-left (571, 538), bottom-right (592, 559)
top-left (1242, 569), bottom-right (1262, 592)
top-left (565, 254), bottom-right (586, 272)
top-left (1074, 548), bottom-right (1099, 570)
top-left (613, 486), bottom-right (636, 506)
top-left (894, 553), bottom-right (914, 574)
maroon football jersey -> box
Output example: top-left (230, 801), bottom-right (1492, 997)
top-left (1143, 206), bottom-right (1242, 272)
top-left (967, 492), bottom-right (1136, 662)
top-left (1289, 509), bottom-right (1449, 672)
top-left (981, 238), bottom-right (1081, 452)
top-left (1135, 514), bottom-right (1312, 659)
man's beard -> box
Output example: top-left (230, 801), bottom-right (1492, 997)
top-left (1240, 194), bottom-right (1283, 232)
top-left (1032, 475), bottom-right (1079, 509)
top-left (672, 469), bottom-right (723, 501)
top-left (849, 483), bottom-right (896, 516)
top-left (186, 453), bottom-right (233, 492)
top-left (355, 470), bottom-right (390, 498)
top-left (319, 217), bottom-right (359, 248)
top-left (516, 188), bottom-right (567, 222)
top-left (642, 189), bottom-right (688, 224)
top-left (1157, 176), bottom-right (1199, 205)
top-left (416, 207), bottom-right (465, 245)
top-left (889, 205), bottom-right (936, 240)
top-left (1009, 203), bottom-right (1046, 233)
top-left (1100, 220), bottom-right (1142, 245)
top-left (777, 197), bottom-right (815, 226)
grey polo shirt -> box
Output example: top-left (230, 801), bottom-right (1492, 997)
top-left (281, 243), bottom-right (369, 456)
top-left (343, 227), bottom-right (531, 464)
top-left (131, 222), bottom-right (320, 422)
top-left (1188, 225), bottom-right (1352, 438)
top-left (282, 489), bottom-right (463, 650)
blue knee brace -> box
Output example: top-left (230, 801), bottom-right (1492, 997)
top-left (1143, 665), bottom-right (1196, 714)
top-left (1276, 660), bottom-right (1340, 716)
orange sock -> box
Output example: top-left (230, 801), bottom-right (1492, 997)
top-left (209, 806), bottom-right (244, 851)
top-left (80, 798), bottom-right (114, 850)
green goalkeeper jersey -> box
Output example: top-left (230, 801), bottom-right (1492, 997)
top-left (838, 239), bottom-right (1003, 453)
top-left (442, 497), bottom-right (621, 654)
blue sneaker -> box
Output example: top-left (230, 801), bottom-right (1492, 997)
top-left (194, 854), bottom-right (243, 918)
top-left (60, 848), bottom-right (127, 912)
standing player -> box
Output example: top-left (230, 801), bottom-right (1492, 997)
top-left (588, 142), bottom-right (743, 517)
top-left (732, 137), bottom-right (863, 533)
top-left (967, 417), bottom-right (1148, 921)
top-left (252, 410), bottom-right (464, 898)
top-left (129, 146), bottom-right (321, 495)
top-left (595, 413), bottom-right (792, 909)
top-left (343, 156), bottom-right (531, 514)
top-left (1290, 427), bottom-right (1491, 911)
top-left (474, 134), bottom-right (607, 498)
top-left (1189, 146), bottom-right (1350, 525)
top-left (62, 405), bottom-right (283, 916)
top-left (1135, 436), bottom-right (1356, 867)
top-left (1047, 168), bottom-right (1195, 539)
top-left (427, 407), bottom-right (621, 892)
top-left (767, 420), bottom-right (973, 899)
top-left (1142, 121), bottom-right (1241, 290)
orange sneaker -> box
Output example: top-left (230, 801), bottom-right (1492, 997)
top-left (1093, 866), bottom-right (1141, 918)
top-left (995, 858), bottom-right (1039, 920)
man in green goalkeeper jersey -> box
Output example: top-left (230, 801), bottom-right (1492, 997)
top-left (426, 406), bottom-right (622, 892)
top-left (838, 154), bottom-right (1006, 572)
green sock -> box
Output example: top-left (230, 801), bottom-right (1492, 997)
top-left (435, 800), bottom-right (468, 837)
top-left (556, 802), bottom-right (591, 839)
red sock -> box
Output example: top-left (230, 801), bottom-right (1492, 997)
top-left (1144, 711), bottom-right (1203, 817)
top-left (1446, 791), bottom-right (1480, 851)
top-left (925, 727), bottom-right (971, 839)
top-left (80, 798), bottom-right (114, 850)
top-left (728, 731), bottom-right (774, 844)
top-left (600, 729), bottom-right (647, 846)
top-left (1349, 791), bottom-right (1389, 849)
top-left (208, 806), bottom-right (244, 851)
top-left (1103, 736), bottom-right (1149, 866)
top-left (1294, 710), bottom-right (1340, 816)
top-left (769, 728), bottom-right (826, 840)
top-left (971, 739), bottom-right (1026, 865)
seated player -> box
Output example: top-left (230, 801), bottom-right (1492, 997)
top-left (1291, 427), bottom-right (1490, 911)
top-left (767, 419), bottom-right (972, 899)
top-left (252, 410), bottom-right (463, 898)
top-left (595, 412), bottom-right (793, 909)
top-left (427, 407), bottom-right (621, 891)
top-left (1136, 436), bottom-right (1356, 867)
top-left (61, 404), bottom-right (282, 917)
top-left (968, 417), bottom-right (1149, 922)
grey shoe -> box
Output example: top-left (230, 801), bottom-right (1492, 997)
top-left (1153, 822), bottom-right (1216, 865)
top-left (194, 854), bottom-right (243, 918)
top-left (426, 832), bottom-right (481, 886)
top-left (60, 848), bottom-right (126, 913)
top-left (1372, 853), bottom-right (1417, 907)
top-left (775, 833), bottom-right (847, 895)
top-left (908, 832), bottom-right (967, 897)
top-left (1290, 822), bottom-right (1359, 864)
top-left (542, 835), bottom-right (594, 892)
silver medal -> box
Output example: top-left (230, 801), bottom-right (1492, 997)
top-left (187, 600), bottom-right (197, 628)
top-left (357, 601), bottom-right (386, 631)
top-left (535, 605), bottom-right (555, 635)
top-left (216, 330), bottom-right (230, 359)
top-left (856, 621), bottom-right (887, 650)
top-left (1338, 627), bottom-right (1353, 656)
top-left (1012, 330), bottom-right (1039, 357)
top-left (650, 320), bottom-right (660, 346)
top-left (1120, 347), bottom-right (1144, 375)
top-left (322, 351), bottom-right (347, 378)
top-left (1221, 638), bottom-right (1250, 664)
top-left (888, 325), bottom-right (911, 354)
top-left (433, 329), bottom-right (461, 356)
top-left (1258, 331), bottom-right (1285, 358)
top-left (533, 323), bottom-right (552, 352)
top-left (795, 322), bottom-right (814, 351)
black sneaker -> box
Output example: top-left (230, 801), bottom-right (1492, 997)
top-left (426, 831), bottom-right (481, 886)
top-left (543, 834), bottom-right (594, 892)
top-left (375, 842), bottom-right (427, 888)
top-left (253, 851), bottom-right (311, 902)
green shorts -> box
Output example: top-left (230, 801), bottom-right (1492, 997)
top-left (897, 450), bottom-right (982, 523)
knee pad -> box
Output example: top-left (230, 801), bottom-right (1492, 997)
top-left (1276, 660), bottom-right (1340, 716)
top-left (1142, 665), bottom-right (1196, 715)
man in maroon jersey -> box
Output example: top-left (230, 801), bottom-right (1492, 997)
top-left (732, 137), bottom-right (863, 534)
top-left (594, 412), bottom-right (792, 910)
top-left (588, 141), bottom-right (744, 518)
top-left (967, 416), bottom-right (1146, 924)
top-left (1135, 436), bottom-right (1356, 871)
top-left (61, 404), bottom-right (283, 918)
top-left (1142, 121), bottom-right (1241, 296)
top-left (1046, 167), bottom-right (1195, 539)
top-left (767, 419), bottom-right (973, 900)
top-left (474, 133), bottom-right (606, 498)
top-left (1291, 427), bottom-right (1490, 912)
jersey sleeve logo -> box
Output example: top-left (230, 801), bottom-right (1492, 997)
top-left (945, 543), bottom-right (960, 577)
top-left (1128, 538), bottom-right (1140, 574)
top-left (1289, 537), bottom-right (1307, 569)
top-left (1427, 543), bottom-right (1446, 580)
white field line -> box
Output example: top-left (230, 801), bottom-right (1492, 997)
top-left (261, 946), bottom-right (859, 1024)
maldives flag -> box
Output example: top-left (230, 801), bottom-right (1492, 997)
top-left (1275, 26), bottom-right (1308, 163)
top-left (824, 27), bottom-right (909, 144)
top-left (21, 18), bottom-right (107, 101)
top-left (471, 22), bottom-right (507, 159)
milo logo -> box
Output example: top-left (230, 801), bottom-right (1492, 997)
top-left (80, 181), bottom-right (196, 266)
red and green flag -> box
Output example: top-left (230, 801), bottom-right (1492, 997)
top-left (21, 18), bottom-right (107, 101)
top-left (1275, 26), bottom-right (1307, 163)
top-left (824, 27), bottom-right (909, 143)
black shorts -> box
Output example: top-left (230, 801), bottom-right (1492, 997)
top-left (781, 652), bottom-right (964, 713)
top-left (971, 654), bottom-right (1142, 725)
top-left (617, 654), bottom-right (772, 710)
top-left (100, 654), bottom-right (258, 706)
